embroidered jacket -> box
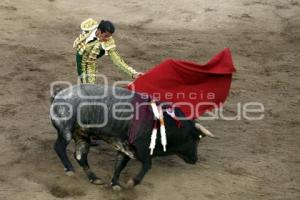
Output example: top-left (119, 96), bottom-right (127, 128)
top-left (73, 19), bottom-right (137, 77)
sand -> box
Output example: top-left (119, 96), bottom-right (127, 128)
top-left (0, 0), bottom-right (299, 199)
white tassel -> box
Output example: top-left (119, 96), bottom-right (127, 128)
top-left (149, 101), bottom-right (168, 154)
top-left (159, 106), bottom-right (167, 152)
top-left (149, 126), bottom-right (157, 155)
top-left (150, 101), bottom-right (160, 119)
top-left (160, 123), bottom-right (167, 152)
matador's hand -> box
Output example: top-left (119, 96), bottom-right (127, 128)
top-left (132, 72), bottom-right (144, 79)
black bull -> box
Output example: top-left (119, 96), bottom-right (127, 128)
top-left (50, 84), bottom-right (214, 189)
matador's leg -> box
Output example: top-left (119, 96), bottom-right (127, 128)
top-left (76, 52), bottom-right (84, 83)
top-left (86, 63), bottom-right (96, 84)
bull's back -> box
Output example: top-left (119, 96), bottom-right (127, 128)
top-left (54, 84), bottom-right (134, 100)
top-left (52, 84), bottom-right (135, 135)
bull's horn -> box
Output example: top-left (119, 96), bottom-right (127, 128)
top-left (195, 123), bottom-right (217, 138)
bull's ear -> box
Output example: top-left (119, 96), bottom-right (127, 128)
top-left (194, 123), bottom-right (218, 139)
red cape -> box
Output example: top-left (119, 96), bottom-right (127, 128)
top-left (128, 48), bottom-right (236, 119)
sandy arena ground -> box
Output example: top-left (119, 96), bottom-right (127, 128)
top-left (0, 0), bottom-right (299, 199)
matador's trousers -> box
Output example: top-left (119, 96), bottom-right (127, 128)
top-left (76, 52), bottom-right (96, 84)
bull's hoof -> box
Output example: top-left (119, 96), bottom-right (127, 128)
top-left (86, 170), bottom-right (104, 185)
top-left (89, 178), bottom-right (105, 185)
top-left (112, 185), bottom-right (123, 191)
top-left (125, 178), bottom-right (135, 189)
top-left (65, 170), bottom-right (75, 176)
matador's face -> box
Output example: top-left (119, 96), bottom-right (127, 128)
top-left (96, 30), bottom-right (112, 42)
